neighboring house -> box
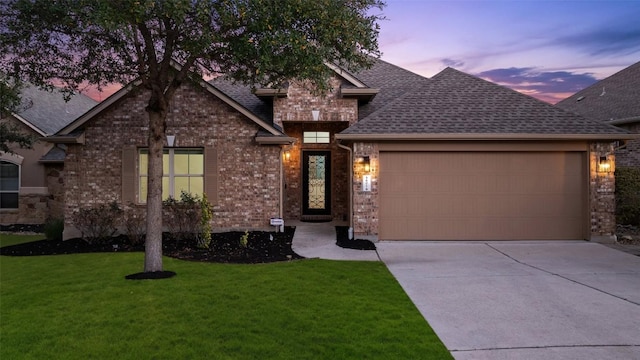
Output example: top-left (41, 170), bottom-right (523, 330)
top-left (557, 61), bottom-right (640, 168)
top-left (49, 60), bottom-right (633, 242)
top-left (0, 85), bottom-right (97, 224)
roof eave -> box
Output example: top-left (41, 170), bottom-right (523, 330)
top-left (255, 136), bottom-right (296, 145)
top-left (253, 88), bottom-right (288, 98)
top-left (340, 88), bottom-right (379, 102)
top-left (335, 133), bottom-right (640, 141)
top-left (9, 113), bottom-right (47, 136)
top-left (44, 133), bottom-right (85, 144)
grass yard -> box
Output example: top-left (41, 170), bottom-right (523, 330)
top-left (1, 237), bottom-right (452, 359)
top-left (1, 233), bottom-right (46, 247)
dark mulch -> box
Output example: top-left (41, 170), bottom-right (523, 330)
top-left (335, 226), bottom-right (376, 250)
top-left (0, 226), bottom-right (303, 264)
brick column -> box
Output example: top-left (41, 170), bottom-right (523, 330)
top-left (589, 142), bottom-right (617, 243)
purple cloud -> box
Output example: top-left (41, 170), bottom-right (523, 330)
top-left (476, 67), bottom-right (598, 103)
top-left (442, 58), bottom-right (465, 68)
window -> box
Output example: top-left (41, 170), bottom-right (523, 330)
top-left (303, 131), bottom-right (330, 144)
top-left (0, 161), bottom-right (19, 209)
top-left (138, 149), bottom-right (204, 202)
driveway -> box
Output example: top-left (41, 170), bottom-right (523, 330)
top-left (376, 241), bottom-right (640, 360)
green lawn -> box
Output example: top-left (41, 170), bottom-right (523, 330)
top-left (1, 233), bottom-right (46, 247)
top-left (1, 237), bottom-right (452, 359)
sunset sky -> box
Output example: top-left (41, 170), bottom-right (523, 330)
top-left (378, 0), bottom-right (640, 103)
top-left (85, 0), bottom-right (640, 104)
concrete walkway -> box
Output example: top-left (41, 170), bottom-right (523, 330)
top-left (290, 223), bottom-right (640, 359)
top-left (289, 220), bottom-right (379, 261)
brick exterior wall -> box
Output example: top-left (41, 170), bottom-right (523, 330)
top-left (614, 123), bottom-right (640, 168)
top-left (276, 78), bottom-right (357, 222)
top-left (273, 78), bottom-right (358, 128)
top-left (63, 83), bottom-right (282, 239)
top-left (352, 141), bottom-right (618, 241)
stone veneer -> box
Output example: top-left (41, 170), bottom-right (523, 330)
top-left (352, 141), bottom-right (618, 242)
top-left (63, 83), bottom-right (282, 239)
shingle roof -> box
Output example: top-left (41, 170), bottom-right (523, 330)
top-left (556, 61), bottom-right (640, 124)
top-left (208, 77), bottom-right (274, 124)
top-left (339, 67), bottom-right (630, 137)
top-left (350, 59), bottom-right (431, 119)
top-left (208, 58), bottom-right (431, 123)
top-left (16, 85), bottom-right (97, 135)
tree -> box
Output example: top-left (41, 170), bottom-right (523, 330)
top-left (1, 0), bottom-right (384, 273)
top-left (0, 77), bottom-right (34, 153)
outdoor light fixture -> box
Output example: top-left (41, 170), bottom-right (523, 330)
top-left (166, 135), bottom-right (176, 147)
top-left (312, 109), bottom-right (320, 121)
top-left (598, 156), bottom-right (611, 173)
top-left (362, 156), bottom-right (371, 172)
top-left (284, 150), bottom-right (291, 161)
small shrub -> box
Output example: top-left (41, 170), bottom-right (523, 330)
top-left (615, 166), bottom-right (640, 226)
top-left (73, 202), bottom-right (123, 244)
top-left (163, 191), bottom-right (213, 248)
top-left (123, 205), bottom-right (145, 245)
top-left (44, 218), bottom-right (64, 241)
top-left (239, 230), bottom-right (249, 248)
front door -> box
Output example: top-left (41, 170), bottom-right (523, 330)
top-left (302, 151), bottom-right (331, 216)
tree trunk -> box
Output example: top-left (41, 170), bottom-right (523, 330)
top-left (144, 109), bottom-right (166, 272)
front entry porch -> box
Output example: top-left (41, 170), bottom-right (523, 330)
top-left (282, 122), bottom-right (350, 223)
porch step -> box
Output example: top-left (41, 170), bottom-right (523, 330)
top-left (300, 215), bottom-right (333, 223)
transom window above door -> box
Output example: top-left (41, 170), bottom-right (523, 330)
top-left (303, 131), bottom-right (330, 144)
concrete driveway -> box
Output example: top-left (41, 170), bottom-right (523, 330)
top-left (376, 241), bottom-right (640, 360)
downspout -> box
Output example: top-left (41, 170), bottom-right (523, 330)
top-left (279, 146), bottom-right (285, 221)
top-left (337, 140), bottom-right (354, 239)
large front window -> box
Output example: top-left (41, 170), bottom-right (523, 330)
top-left (0, 160), bottom-right (19, 209)
top-left (139, 149), bottom-right (204, 202)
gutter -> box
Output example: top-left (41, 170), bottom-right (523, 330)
top-left (608, 116), bottom-right (640, 126)
top-left (336, 140), bottom-right (354, 239)
top-left (335, 132), bottom-right (640, 141)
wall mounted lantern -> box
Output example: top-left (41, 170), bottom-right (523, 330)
top-left (598, 155), bottom-right (611, 173)
top-left (311, 109), bottom-right (320, 121)
top-left (166, 135), bottom-right (176, 147)
top-left (284, 150), bottom-right (291, 161)
top-left (362, 156), bottom-right (371, 172)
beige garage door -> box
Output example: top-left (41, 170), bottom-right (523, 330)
top-left (379, 152), bottom-right (586, 240)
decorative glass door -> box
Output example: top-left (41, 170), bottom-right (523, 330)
top-left (302, 151), bottom-right (331, 215)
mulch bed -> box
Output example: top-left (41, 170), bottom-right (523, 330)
top-left (0, 226), bottom-right (303, 264)
top-left (335, 226), bottom-right (376, 250)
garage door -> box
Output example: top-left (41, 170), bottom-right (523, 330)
top-left (379, 152), bottom-right (586, 240)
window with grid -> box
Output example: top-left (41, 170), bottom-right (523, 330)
top-left (138, 149), bottom-right (204, 202)
top-left (303, 131), bottom-right (330, 144)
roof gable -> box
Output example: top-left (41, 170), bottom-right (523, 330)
top-left (556, 61), bottom-right (640, 123)
top-left (209, 58), bottom-right (431, 122)
top-left (338, 67), bottom-right (631, 140)
top-left (58, 78), bottom-right (286, 137)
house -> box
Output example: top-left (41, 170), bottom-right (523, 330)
top-left (0, 85), bottom-right (96, 225)
top-left (48, 59), bottom-right (634, 242)
top-left (556, 61), bottom-right (640, 168)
